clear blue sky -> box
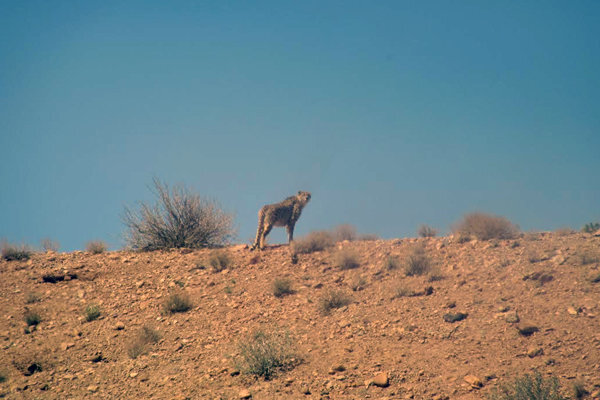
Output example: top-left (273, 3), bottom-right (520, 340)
top-left (1, 1), bottom-right (598, 251)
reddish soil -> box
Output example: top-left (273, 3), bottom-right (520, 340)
top-left (1, 232), bottom-right (600, 399)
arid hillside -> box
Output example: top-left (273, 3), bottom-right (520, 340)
top-left (1, 232), bottom-right (599, 399)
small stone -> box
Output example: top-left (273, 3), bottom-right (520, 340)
top-left (329, 364), bottom-right (345, 374)
top-left (498, 305), bottom-right (510, 312)
top-left (567, 306), bottom-right (579, 315)
top-left (517, 325), bottom-right (539, 336)
top-left (60, 342), bottom-right (75, 351)
top-left (115, 322), bottom-right (125, 330)
top-left (464, 375), bottom-right (483, 388)
top-left (527, 346), bottom-right (543, 358)
top-left (87, 385), bottom-right (99, 393)
top-left (505, 311), bottom-right (520, 323)
top-left (372, 372), bottom-right (389, 388)
top-left (129, 372), bottom-right (138, 378)
top-left (239, 389), bottom-right (252, 399)
top-left (443, 312), bottom-right (468, 323)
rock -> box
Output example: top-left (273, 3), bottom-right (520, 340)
top-left (115, 322), bottom-right (125, 330)
top-left (238, 389), bottom-right (252, 399)
top-left (517, 325), bottom-right (539, 336)
top-left (505, 311), bottom-right (520, 323)
top-left (129, 372), bottom-right (138, 378)
top-left (594, 229), bottom-right (600, 237)
top-left (372, 372), bottom-right (389, 388)
top-left (527, 346), bottom-right (543, 358)
top-left (443, 312), bottom-right (468, 323)
top-left (498, 305), bottom-right (510, 312)
top-left (464, 375), bottom-right (483, 388)
top-left (87, 385), bottom-right (99, 393)
top-left (328, 365), bottom-right (346, 374)
top-left (59, 342), bottom-right (75, 351)
top-left (567, 306), bottom-right (579, 315)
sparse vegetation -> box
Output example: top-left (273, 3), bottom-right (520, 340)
top-left (487, 372), bottom-right (565, 400)
top-left (582, 222), bottom-right (600, 233)
top-left (84, 304), bottom-right (101, 322)
top-left (122, 178), bottom-right (235, 250)
top-left (209, 250), bottom-right (232, 272)
top-left (428, 268), bottom-right (444, 282)
top-left (418, 224), bottom-right (438, 238)
top-left (24, 309), bottom-right (41, 326)
top-left (404, 246), bottom-right (431, 276)
top-left (453, 212), bottom-right (519, 240)
top-left (332, 224), bottom-right (357, 242)
top-left (25, 292), bottom-right (41, 304)
top-left (394, 286), bottom-right (415, 298)
top-left (350, 275), bottom-right (367, 291)
top-left (1, 241), bottom-right (33, 261)
top-left (572, 381), bottom-right (588, 399)
top-left (162, 291), bottom-right (193, 314)
top-left (237, 329), bottom-right (296, 379)
top-left (41, 238), bottom-right (60, 252)
top-left (554, 227), bottom-right (575, 236)
top-left (290, 231), bottom-right (334, 254)
top-left (0, 370), bottom-right (6, 383)
top-left (86, 240), bottom-right (107, 254)
top-left (319, 290), bottom-right (352, 314)
top-left (383, 255), bottom-right (400, 270)
top-left (272, 278), bottom-right (294, 297)
top-left (359, 233), bottom-right (379, 241)
top-left (333, 249), bottom-right (360, 270)
top-left (127, 325), bottom-right (161, 359)
top-left (579, 249), bottom-right (599, 265)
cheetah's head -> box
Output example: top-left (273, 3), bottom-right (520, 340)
top-left (297, 191), bottom-right (311, 204)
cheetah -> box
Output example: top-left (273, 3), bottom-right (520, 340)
top-left (250, 191), bottom-right (311, 250)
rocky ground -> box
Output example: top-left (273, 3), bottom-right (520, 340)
top-left (1, 231), bottom-right (600, 399)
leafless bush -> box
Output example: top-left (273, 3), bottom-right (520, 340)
top-left (272, 278), bottom-right (294, 297)
top-left (40, 238), bottom-right (60, 252)
top-left (418, 225), bottom-right (438, 238)
top-left (1, 240), bottom-right (33, 261)
top-left (209, 250), bottom-right (232, 272)
top-left (358, 233), bottom-right (379, 241)
top-left (332, 224), bottom-right (357, 242)
top-left (290, 231), bottom-right (334, 255)
top-left (453, 212), bottom-right (519, 240)
top-left (405, 246), bottom-right (431, 276)
top-left (123, 179), bottom-right (236, 250)
top-left (86, 240), bottom-right (107, 254)
top-left (162, 291), bottom-right (193, 314)
top-left (333, 249), bottom-right (360, 270)
top-left (127, 325), bottom-right (161, 359)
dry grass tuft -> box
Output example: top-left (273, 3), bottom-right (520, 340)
top-left (453, 212), bottom-right (519, 240)
top-left (332, 224), bottom-right (358, 242)
top-left (86, 240), bottom-right (107, 254)
top-left (404, 246), bottom-right (431, 276)
top-left (383, 255), bottom-right (400, 270)
top-left (127, 325), bottom-right (161, 359)
top-left (487, 372), bottom-right (565, 400)
top-left (290, 231), bottom-right (334, 255)
top-left (162, 291), bottom-right (193, 314)
top-left (272, 278), bottom-right (294, 298)
top-left (319, 290), bottom-right (352, 314)
top-left (24, 309), bottom-right (41, 326)
top-left (209, 250), bottom-right (232, 272)
top-left (1, 241), bottom-right (33, 261)
top-left (333, 249), bottom-right (360, 270)
top-left (237, 328), bottom-right (297, 380)
top-left (418, 224), bottom-right (438, 238)
top-left (84, 304), bottom-right (101, 322)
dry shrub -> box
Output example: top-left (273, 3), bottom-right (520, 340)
top-left (237, 328), bottom-right (296, 380)
top-left (487, 372), bottom-right (565, 400)
top-left (272, 278), bottom-right (294, 297)
top-left (41, 238), bottom-right (60, 252)
top-left (291, 231), bottom-right (334, 255)
top-left (554, 227), bottom-right (575, 236)
top-left (332, 224), bottom-right (357, 242)
top-left (25, 292), bottom-right (41, 304)
top-left (24, 309), bottom-right (41, 326)
top-left (404, 246), bottom-right (431, 276)
top-left (84, 304), bottom-right (101, 322)
top-left (333, 249), bottom-right (360, 270)
top-left (582, 222), bottom-right (600, 233)
top-left (394, 286), bottom-right (415, 298)
top-left (1, 240), bottom-right (33, 261)
top-left (349, 275), bottom-right (366, 291)
top-left (383, 255), bottom-right (400, 270)
top-left (319, 290), bottom-right (352, 314)
top-left (209, 250), bottom-right (232, 272)
top-left (359, 233), bottom-right (379, 241)
top-left (453, 212), bottom-right (519, 240)
top-left (162, 291), bottom-right (193, 314)
top-left (86, 240), bottom-right (107, 254)
top-left (127, 325), bottom-right (161, 359)
top-left (123, 178), bottom-right (236, 250)
top-left (418, 224), bottom-right (438, 238)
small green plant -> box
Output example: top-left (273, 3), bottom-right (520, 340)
top-left (237, 329), bottom-right (296, 379)
top-left (209, 250), bottom-right (231, 272)
top-left (487, 372), bottom-right (565, 400)
top-left (582, 222), bottom-right (600, 233)
top-left (85, 304), bottom-right (101, 322)
top-left (333, 249), bottom-right (360, 270)
top-left (25, 292), bottom-right (41, 304)
top-left (404, 247), bottom-right (431, 276)
top-left (383, 255), bottom-right (400, 270)
top-left (127, 325), bottom-right (161, 359)
top-left (40, 238), bottom-right (60, 252)
top-left (24, 309), bottom-right (41, 326)
top-left (1, 241), bottom-right (33, 261)
top-left (86, 240), bottom-right (107, 254)
top-left (319, 290), bottom-right (351, 314)
top-left (418, 224), bottom-right (438, 238)
top-left (162, 291), bottom-right (192, 314)
top-left (272, 278), bottom-right (294, 297)
top-left (290, 231), bottom-right (334, 255)
top-left (453, 212), bottom-right (519, 240)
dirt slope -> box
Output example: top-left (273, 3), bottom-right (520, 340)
top-left (1, 232), bottom-right (599, 399)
